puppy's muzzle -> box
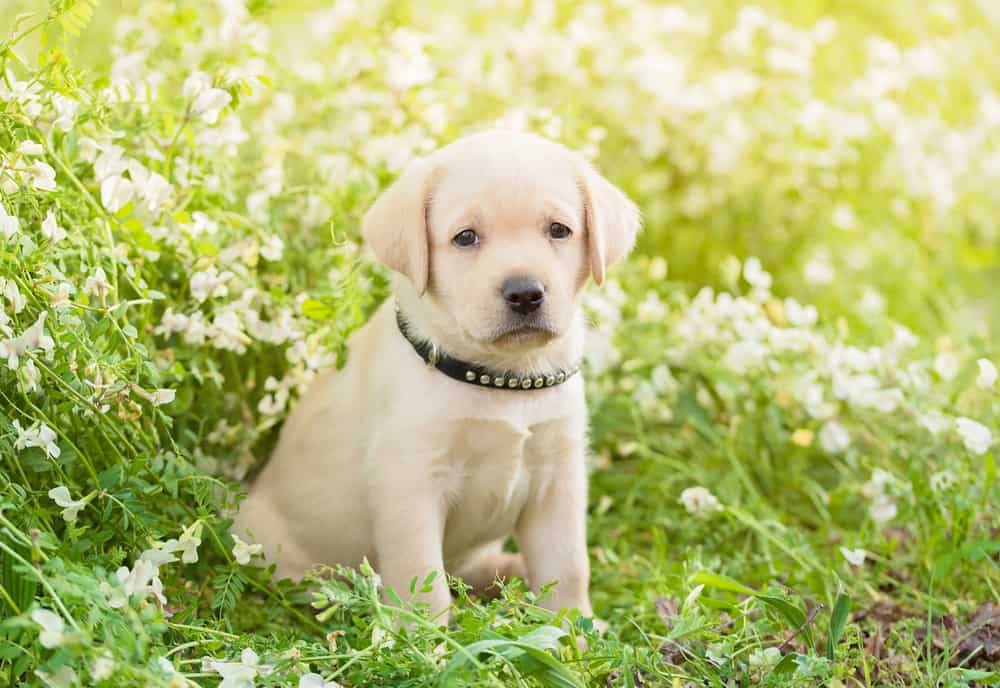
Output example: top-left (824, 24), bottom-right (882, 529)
top-left (502, 277), bottom-right (545, 315)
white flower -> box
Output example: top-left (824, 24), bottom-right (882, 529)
top-left (839, 547), bottom-right (866, 566)
top-left (91, 651), bottom-right (115, 681)
top-left (636, 291), bottom-right (667, 322)
top-left (784, 298), bottom-right (818, 326)
top-left (93, 145), bottom-right (126, 181)
top-left (12, 420), bottom-right (60, 458)
top-left (862, 470), bottom-right (897, 524)
top-left (51, 94), bottom-right (79, 131)
top-left (141, 539), bottom-right (181, 568)
top-left (152, 388), bottom-right (176, 406)
top-left (100, 175), bottom-right (134, 213)
top-left (84, 267), bottom-right (112, 301)
top-left (190, 267), bottom-right (233, 302)
top-left (955, 417), bottom-right (993, 455)
top-left (919, 411), bottom-right (951, 434)
top-left (831, 203), bottom-right (856, 230)
top-left (818, 420), bottom-right (850, 454)
top-left (155, 308), bottom-right (188, 337)
top-left (77, 137), bottom-right (101, 163)
top-left (370, 625), bottom-right (396, 648)
top-left (183, 71), bottom-right (211, 98)
top-left (976, 359), bottom-right (997, 390)
top-left (17, 140), bottom-right (45, 156)
top-left (385, 30), bottom-right (436, 91)
top-left (21, 358), bottom-right (41, 392)
top-left (50, 282), bottom-right (75, 308)
top-left (258, 375), bottom-right (294, 416)
top-left (188, 211), bottom-right (219, 237)
top-left (48, 486), bottom-right (87, 522)
top-left (870, 496), bottom-right (897, 524)
top-left (742, 256), bottom-right (772, 290)
top-left (722, 340), bottom-right (768, 374)
top-left (299, 673), bottom-right (343, 688)
top-left (107, 558), bottom-right (167, 608)
top-left (803, 256), bottom-right (835, 285)
top-left (678, 486), bottom-right (723, 516)
top-left (748, 647), bottom-right (781, 670)
top-left (26, 162), bottom-right (57, 191)
top-left (232, 534), bottom-right (263, 565)
top-left (32, 608), bottom-right (69, 648)
top-left (3, 279), bottom-right (26, 312)
top-left (933, 351), bottom-right (958, 380)
top-left (185, 72), bottom-right (233, 124)
top-left (204, 648), bottom-right (268, 688)
top-left (141, 172), bottom-right (172, 213)
top-left (930, 470), bottom-right (956, 492)
top-left (177, 522), bottom-right (203, 564)
top-left (35, 666), bottom-right (78, 688)
top-left (208, 309), bottom-right (250, 352)
top-left (41, 210), bottom-right (67, 243)
top-left (133, 386), bottom-right (177, 406)
top-left (260, 234), bottom-right (284, 261)
top-left (158, 657), bottom-right (177, 675)
top-left (182, 311), bottom-right (209, 346)
top-left (862, 469), bottom-right (893, 497)
top-left (0, 203), bottom-right (19, 240)
top-left (0, 311), bottom-right (55, 369)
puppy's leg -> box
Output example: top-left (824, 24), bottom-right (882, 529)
top-left (453, 540), bottom-right (527, 598)
top-left (369, 451), bottom-right (451, 625)
top-left (515, 443), bottom-right (593, 617)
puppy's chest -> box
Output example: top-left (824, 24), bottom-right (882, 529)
top-left (440, 418), bottom-right (557, 549)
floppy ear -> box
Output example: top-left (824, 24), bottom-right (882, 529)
top-left (579, 161), bottom-right (641, 286)
top-left (361, 158), bottom-right (438, 294)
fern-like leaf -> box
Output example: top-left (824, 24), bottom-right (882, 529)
top-left (53, 0), bottom-right (100, 38)
top-left (211, 568), bottom-right (248, 613)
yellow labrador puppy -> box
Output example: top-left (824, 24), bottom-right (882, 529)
top-left (236, 129), bottom-right (639, 623)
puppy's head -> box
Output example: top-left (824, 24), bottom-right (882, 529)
top-left (362, 130), bottom-right (640, 357)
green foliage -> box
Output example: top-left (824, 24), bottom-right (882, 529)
top-left (0, 0), bottom-right (998, 686)
top-left (52, 0), bottom-right (99, 38)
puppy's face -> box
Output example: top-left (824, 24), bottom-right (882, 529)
top-left (425, 149), bottom-right (587, 350)
top-left (363, 130), bottom-right (640, 356)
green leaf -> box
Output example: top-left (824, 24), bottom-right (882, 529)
top-left (772, 652), bottom-right (799, 675)
top-left (211, 568), bottom-right (248, 613)
top-left (57, 0), bottom-right (99, 37)
top-left (194, 239), bottom-right (219, 257)
top-left (690, 571), bottom-right (757, 596)
top-left (301, 298), bottom-right (336, 321)
top-left (956, 669), bottom-right (995, 680)
top-left (757, 596), bottom-right (813, 651)
top-left (676, 389), bottom-right (717, 439)
top-left (826, 592), bottom-right (851, 660)
top-left (0, 541), bottom-right (37, 616)
top-left (440, 626), bottom-right (582, 688)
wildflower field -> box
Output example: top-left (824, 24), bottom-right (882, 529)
top-left (1, 0), bottom-right (999, 685)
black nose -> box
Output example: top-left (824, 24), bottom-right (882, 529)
top-left (502, 277), bottom-right (545, 315)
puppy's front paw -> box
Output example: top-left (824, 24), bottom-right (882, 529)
top-left (455, 550), bottom-right (527, 598)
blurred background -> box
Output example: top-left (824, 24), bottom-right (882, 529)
top-left (5, 0), bottom-right (999, 345)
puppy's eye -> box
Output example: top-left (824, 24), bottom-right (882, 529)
top-left (548, 222), bottom-right (573, 240)
top-left (452, 229), bottom-right (480, 248)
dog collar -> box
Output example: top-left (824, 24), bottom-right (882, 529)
top-left (395, 306), bottom-right (580, 391)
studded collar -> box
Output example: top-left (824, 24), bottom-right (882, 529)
top-left (395, 306), bottom-right (580, 391)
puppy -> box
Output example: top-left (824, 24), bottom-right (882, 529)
top-left (235, 130), bottom-right (639, 623)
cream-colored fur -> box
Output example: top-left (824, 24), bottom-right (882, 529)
top-left (235, 130), bottom-right (639, 623)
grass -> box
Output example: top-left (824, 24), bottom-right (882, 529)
top-left (1, 0), bottom-right (999, 686)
